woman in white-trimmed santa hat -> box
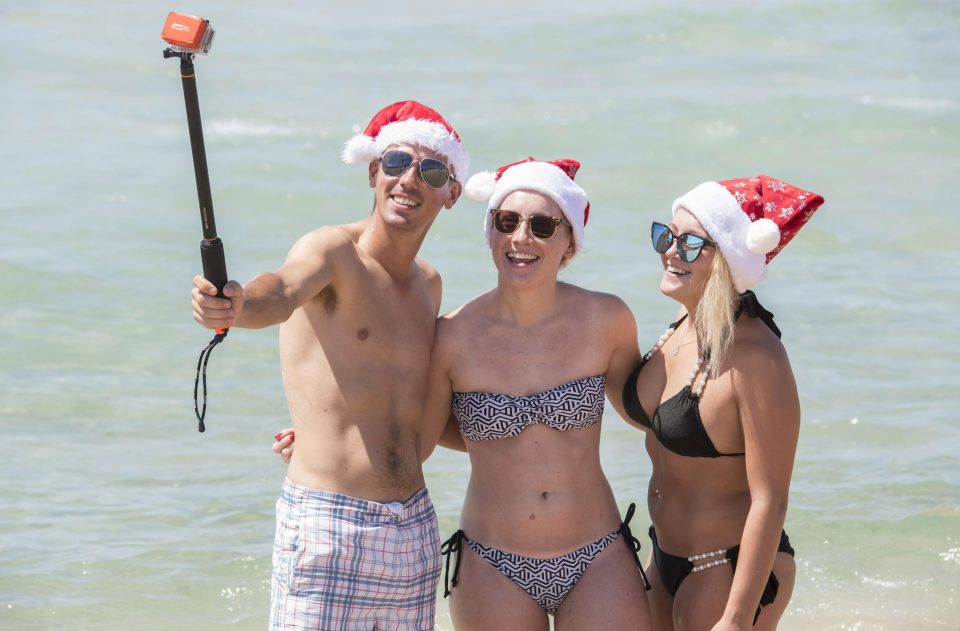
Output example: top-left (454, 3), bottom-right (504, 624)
top-left (619, 176), bottom-right (824, 630)
top-left (426, 157), bottom-right (654, 630)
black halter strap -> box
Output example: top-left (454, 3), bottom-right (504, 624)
top-left (736, 290), bottom-right (781, 339)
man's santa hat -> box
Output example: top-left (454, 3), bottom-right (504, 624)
top-left (672, 175), bottom-right (824, 292)
top-left (464, 157), bottom-right (590, 256)
top-left (341, 100), bottom-right (469, 183)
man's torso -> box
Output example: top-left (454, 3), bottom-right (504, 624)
top-left (281, 227), bottom-right (439, 502)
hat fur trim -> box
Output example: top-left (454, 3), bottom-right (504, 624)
top-left (672, 181), bottom-right (767, 292)
top-left (482, 161), bottom-right (588, 256)
top-left (342, 119), bottom-right (469, 182)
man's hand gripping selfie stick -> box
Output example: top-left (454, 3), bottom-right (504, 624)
top-left (162, 12), bottom-right (226, 432)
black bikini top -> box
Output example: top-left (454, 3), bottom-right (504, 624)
top-left (622, 291), bottom-right (780, 459)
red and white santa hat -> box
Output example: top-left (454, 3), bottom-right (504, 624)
top-left (672, 175), bottom-right (824, 292)
top-left (342, 100), bottom-right (469, 183)
top-left (464, 157), bottom-right (590, 255)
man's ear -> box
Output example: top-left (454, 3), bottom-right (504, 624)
top-left (368, 160), bottom-right (378, 188)
top-left (444, 180), bottom-right (463, 209)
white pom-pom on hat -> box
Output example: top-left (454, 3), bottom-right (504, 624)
top-left (341, 134), bottom-right (379, 165)
top-left (464, 171), bottom-right (497, 203)
top-left (746, 218), bottom-right (781, 255)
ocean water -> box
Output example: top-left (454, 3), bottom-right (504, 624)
top-left (1, 0), bottom-right (958, 629)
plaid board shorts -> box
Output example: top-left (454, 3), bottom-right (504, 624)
top-left (270, 479), bottom-right (441, 630)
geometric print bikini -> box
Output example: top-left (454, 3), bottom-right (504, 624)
top-left (440, 376), bottom-right (649, 615)
top-left (453, 375), bottom-right (606, 440)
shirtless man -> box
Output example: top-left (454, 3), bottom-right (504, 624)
top-left (190, 101), bottom-right (468, 630)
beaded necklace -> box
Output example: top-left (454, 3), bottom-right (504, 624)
top-left (647, 317), bottom-right (729, 572)
top-left (644, 317), bottom-right (712, 398)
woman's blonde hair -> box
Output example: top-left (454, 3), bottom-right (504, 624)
top-left (694, 253), bottom-right (739, 375)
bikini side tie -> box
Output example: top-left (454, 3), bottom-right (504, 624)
top-left (618, 503), bottom-right (651, 591)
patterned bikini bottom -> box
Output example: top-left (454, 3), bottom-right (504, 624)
top-left (440, 503), bottom-right (649, 615)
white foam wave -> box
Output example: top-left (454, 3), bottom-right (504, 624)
top-left (703, 120), bottom-right (739, 139)
top-left (857, 572), bottom-right (934, 589)
top-left (859, 95), bottom-right (956, 112)
top-left (939, 547), bottom-right (960, 565)
top-left (860, 575), bottom-right (904, 588)
top-left (207, 118), bottom-right (300, 137)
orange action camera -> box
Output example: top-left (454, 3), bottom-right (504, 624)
top-left (161, 12), bottom-right (215, 55)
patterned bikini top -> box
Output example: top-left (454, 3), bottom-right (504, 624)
top-left (453, 375), bottom-right (606, 441)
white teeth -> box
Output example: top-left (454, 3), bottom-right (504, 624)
top-left (507, 252), bottom-right (538, 261)
top-left (667, 265), bottom-right (690, 275)
top-left (392, 195), bottom-right (417, 207)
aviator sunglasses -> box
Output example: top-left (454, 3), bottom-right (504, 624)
top-left (651, 221), bottom-right (718, 263)
top-left (490, 209), bottom-right (568, 240)
top-left (380, 149), bottom-right (453, 189)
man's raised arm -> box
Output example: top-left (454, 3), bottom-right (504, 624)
top-left (192, 226), bottom-right (350, 330)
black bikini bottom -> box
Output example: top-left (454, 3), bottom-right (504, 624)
top-left (649, 526), bottom-right (795, 625)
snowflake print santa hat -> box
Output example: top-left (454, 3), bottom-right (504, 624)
top-left (672, 175), bottom-right (825, 292)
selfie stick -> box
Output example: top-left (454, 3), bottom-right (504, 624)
top-left (162, 12), bottom-right (227, 432)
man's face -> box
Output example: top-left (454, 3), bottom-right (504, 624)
top-left (368, 143), bottom-right (462, 232)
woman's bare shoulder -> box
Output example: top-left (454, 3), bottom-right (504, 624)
top-left (729, 319), bottom-right (795, 403)
top-left (558, 283), bottom-right (634, 319)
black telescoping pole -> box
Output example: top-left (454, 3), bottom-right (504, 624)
top-left (165, 47), bottom-right (229, 432)
top-left (175, 52), bottom-right (228, 299)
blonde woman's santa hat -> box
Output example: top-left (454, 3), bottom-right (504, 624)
top-left (672, 175), bottom-right (824, 292)
top-left (464, 157), bottom-right (590, 256)
top-left (341, 100), bottom-right (469, 183)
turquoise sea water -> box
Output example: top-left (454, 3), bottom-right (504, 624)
top-left (2, 1), bottom-right (958, 629)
